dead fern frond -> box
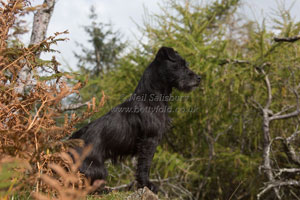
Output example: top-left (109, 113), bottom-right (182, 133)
top-left (32, 146), bottom-right (105, 200)
top-left (0, 0), bottom-right (105, 198)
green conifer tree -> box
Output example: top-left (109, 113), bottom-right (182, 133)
top-left (74, 6), bottom-right (126, 76)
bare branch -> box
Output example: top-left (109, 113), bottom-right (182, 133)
top-left (274, 35), bottom-right (300, 42)
top-left (263, 72), bottom-right (272, 110)
top-left (150, 177), bottom-right (179, 183)
top-left (219, 58), bottom-right (250, 65)
top-left (59, 101), bottom-right (91, 112)
top-left (287, 127), bottom-right (300, 144)
top-left (270, 109), bottom-right (300, 121)
top-left (259, 68), bottom-right (281, 199)
top-left (284, 140), bottom-right (300, 166)
top-left (249, 98), bottom-right (264, 111)
top-left (273, 129), bottom-right (300, 166)
top-left (106, 176), bottom-right (179, 191)
top-left (257, 180), bottom-right (300, 200)
top-left (106, 181), bottom-right (134, 190)
top-left (275, 168), bottom-right (300, 177)
top-left (205, 56), bottom-right (250, 65)
top-left (269, 69), bottom-right (300, 120)
top-left (272, 105), bottom-right (296, 118)
top-left (214, 124), bottom-right (233, 142)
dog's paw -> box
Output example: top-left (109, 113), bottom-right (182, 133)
top-left (137, 181), bottom-right (158, 194)
top-left (146, 181), bottom-right (158, 193)
top-left (137, 181), bottom-right (158, 193)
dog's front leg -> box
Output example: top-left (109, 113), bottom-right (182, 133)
top-left (136, 137), bottom-right (159, 193)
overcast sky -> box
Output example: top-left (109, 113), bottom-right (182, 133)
top-left (24, 0), bottom-right (300, 69)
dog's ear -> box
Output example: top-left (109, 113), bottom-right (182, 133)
top-left (155, 47), bottom-right (177, 61)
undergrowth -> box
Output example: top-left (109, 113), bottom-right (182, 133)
top-left (0, 0), bottom-right (105, 199)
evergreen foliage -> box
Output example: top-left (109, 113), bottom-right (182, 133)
top-left (76, 0), bottom-right (300, 199)
top-left (3, 0), bottom-right (300, 199)
top-left (74, 6), bottom-right (126, 76)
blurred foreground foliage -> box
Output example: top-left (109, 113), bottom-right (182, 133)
top-left (0, 0), bottom-right (104, 199)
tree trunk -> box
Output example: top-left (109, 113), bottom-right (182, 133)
top-left (30, 0), bottom-right (56, 46)
top-left (15, 0), bottom-right (56, 94)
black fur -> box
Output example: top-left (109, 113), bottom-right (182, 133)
top-left (70, 47), bottom-right (201, 193)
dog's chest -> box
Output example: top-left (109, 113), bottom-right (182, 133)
top-left (139, 109), bottom-right (170, 138)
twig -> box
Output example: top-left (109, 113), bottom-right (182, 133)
top-left (274, 35), bottom-right (300, 42)
top-left (262, 70), bottom-right (272, 109)
top-left (287, 127), bottom-right (300, 144)
top-left (228, 180), bottom-right (244, 200)
top-left (150, 176), bottom-right (179, 183)
top-left (291, 190), bottom-right (300, 200)
top-left (272, 105), bottom-right (296, 118)
top-left (257, 180), bottom-right (300, 200)
top-left (106, 176), bottom-right (179, 191)
top-left (275, 168), bottom-right (300, 177)
top-left (219, 58), bottom-right (250, 65)
top-left (27, 97), bottom-right (47, 131)
top-left (268, 69), bottom-right (300, 121)
top-left (249, 98), bottom-right (264, 111)
top-left (164, 181), bottom-right (193, 200)
top-left (106, 181), bottom-right (135, 190)
top-left (59, 101), bottom-right (91, 112)
top-left (270, 109), bottom-right (300, 121)
top-left (274, 130), bottom-right (300, 166)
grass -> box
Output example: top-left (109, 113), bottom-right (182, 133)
top-left (87, 191), bottom-right (133, 200)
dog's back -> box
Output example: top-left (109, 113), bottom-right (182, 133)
top-left (70, 105), bottom-right (141, 158)
top-left (70, 125), bottom-right (88, 139)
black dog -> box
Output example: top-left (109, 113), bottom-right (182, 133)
top-left (70, 47), bottom-right (201, 193)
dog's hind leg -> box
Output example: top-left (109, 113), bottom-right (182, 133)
top-left (136, 137), bottom-right (159, 193)
top-left (80, 156), bottom-right (108, 184)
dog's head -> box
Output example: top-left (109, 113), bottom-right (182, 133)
top-left (155, 47), bottom-right (201, 92)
